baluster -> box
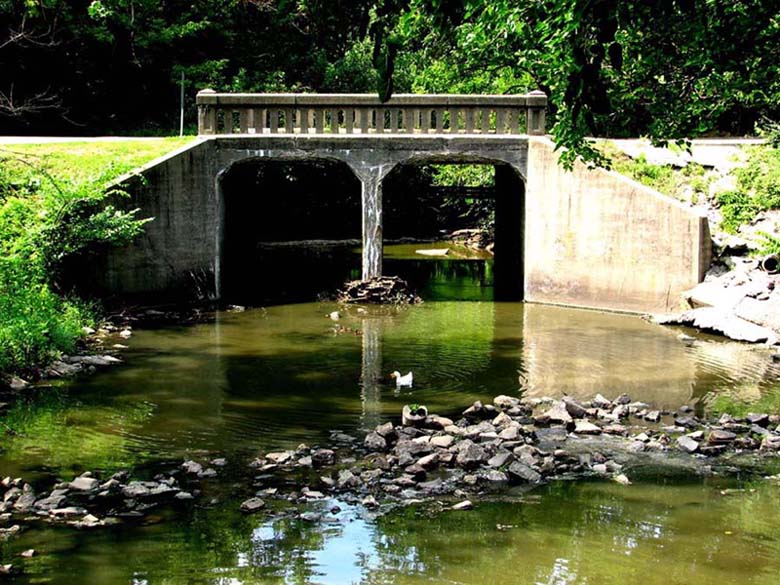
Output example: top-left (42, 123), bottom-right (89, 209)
top-left (390, 109), bottom-right (399, 133)
top-left (239, 109), bottom-right (249, 133)
top-left (376, 107), bottom-right (385, 132)
top-left (495, 108), bottom-right (507, 134)
top-left (359, 108), bottom-right (370, 133)
top-left (269, 108), bottom-right (279, 133)
top-left (315, 108), bottom-right (325, 133)
top-left (330, 108), bottom-right (339, 133)
top-left (345, 108), bottom-right (354, 133)
top-left (464, 108), bottom-right (475, 133)
top-left (480, 108), bottom-right (491, 133)
top-left (435, 107), bottom-right (445, 133)
top-left (402, 108), bottom-right (414, 133)
top-left (284, 108), bottom-right (294, 133)
top-left (509, 109), bottom-right (520, 134)
top-left (422, 109), bottom-right (434, 133)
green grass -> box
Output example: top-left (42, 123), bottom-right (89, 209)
top-left (0, 138), bottom-right (195, 377)
top-left (0, 137), bottom-right (195, 187)
top-left (604, 145), bottom-right (714, 205)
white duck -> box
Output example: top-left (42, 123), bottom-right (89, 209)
top-left (390, 370), bottom-right (413, 387)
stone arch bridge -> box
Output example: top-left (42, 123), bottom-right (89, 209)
top-left (96, 92), bottom-right (710, 313)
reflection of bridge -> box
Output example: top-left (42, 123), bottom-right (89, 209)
top-left (97, 92), bottom-right (710, 313)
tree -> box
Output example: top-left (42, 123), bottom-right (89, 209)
top-left (376, 0), bottom-right (780, 166)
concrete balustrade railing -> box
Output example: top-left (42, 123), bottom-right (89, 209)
top-left (196, 90), bottom-right (547, 136)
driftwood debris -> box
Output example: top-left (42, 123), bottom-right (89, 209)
top-left (337, 276), bottom-right (422, 305)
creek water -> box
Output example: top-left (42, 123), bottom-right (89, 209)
top-left (2, 244), bottom-right (780, 584)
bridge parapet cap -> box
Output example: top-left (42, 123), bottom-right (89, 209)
top-left (196, 92), bottom-right (546, 107)
top-left (196, 91), bottom-right (547, 136)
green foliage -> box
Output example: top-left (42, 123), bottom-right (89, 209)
top-left (716, 146), bottom-right (780, 233)
top-left (0, 139), bottom-right (189, 375)
top-left (0, 258), bottom-right (88, 373)
top-left (757, 232), bottom-right (780, 256)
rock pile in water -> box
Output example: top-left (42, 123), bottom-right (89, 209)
top-left (0, 459), bottom-right (226, 544)
top-left (336, 276), bottom-right (422, 305)
top-left (240, 393), bottom-right (780, 516)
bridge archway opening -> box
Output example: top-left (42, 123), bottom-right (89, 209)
top-left (218, 158), bottom-right (362, 305)
top-left (382, 161), bottom-right (524, 301)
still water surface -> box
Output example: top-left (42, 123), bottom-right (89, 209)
top-left (2, 246), bottom-right (780, 584)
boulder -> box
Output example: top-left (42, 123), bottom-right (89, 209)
top-left (536, 401), bottom-right (573, 426)
top-left (455, 440), bottom-right (486, 469)
top-left (708, 430), bottom-right (737, 445)
top-left (364, 432), bottom-right (387, 451)
top-left (676, 435), bottom-right (700, 453)
top-left (240, 498), bottom-right (265, 513)
top-left (507, 462), bottom-right (542, 484)
top-left (574, 421), bottom-right (601, 435)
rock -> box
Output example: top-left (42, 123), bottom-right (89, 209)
top-left (426, 415), bottom-right (454, 430)
top-left (563, 397), bottom-right (588, 418)
top-left (299, 512), bottom-right (321, 522)
top-left (417, 453), bottom-right (438, 469)
top-left (494, 395), bottom-right (521, 411)
top-left (498, 425), bottom-right (521, 441)
top-left (451, 500), bottom-right (474, 511)
top-left (644, 410), bottom-right (662, 423)
top-left (175, 491), bottom-right (194, 500)
top-left (488, 451), bottom-right (513, 468)
top-left (69, 477), bottom-right (100, 492)
top-left (375, 422), bottom-right (395, 438)
top-left (489, 411), bottom-right (510, 428)
top-left (613, 474), bottom-right (632, 486)
top-left (329, 311), bottom-right (341, 321)
top-left (198, 468), bottom-right (217, 478)
top-left (265, 451), bottom-right (294, 465)
top-left (122, 482), bottom-right (152, 498)
top-left (747, 413), bottom-right (770, 427)
top-left (760, 435), bottom-right (780, 451)
top-left (181, 460), bottom-right (203, 475)
top-left (591, 394), bottom-right (613, 409)
top-left (574, 420), bottom-right (601, 435)
top-left (337, 470), bottom-right (361, 489)
top-left (708, 430), bottom-right (737, 444)
top-left (455, 440), bottom-right (486, 469)
top-left (676, 435), bottom-right (700, 453)
top-left (20, 549), bottom-right (35, 558)
top-left (536, 401), bottom-right (573, 426)
top-left (312, 449), bottom-right (335, 466)
top-left (240, 497), bottom-right (266, 513)
top-left (119, 329), bottom-right (132, 339)
top-left (431, 435), bottom-right (454, 448)
top-left (362, 495), bottom-right (379, 509)
top-left (364, 432), bottom-right (387, 451)
top-left (463, 401), bottom-right (489, 420)
top-left (507, 462), bottom-right (542, 484)
top-left (481, 470), bottom-right (509, 484)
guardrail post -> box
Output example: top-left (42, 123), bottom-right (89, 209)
top-left (197, 89), bottom-right (217, 135)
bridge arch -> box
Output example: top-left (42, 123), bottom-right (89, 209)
top-left (215, 155), bottom-right (362, 303)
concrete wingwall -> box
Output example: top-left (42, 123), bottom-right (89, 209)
top-left (525, 137), bottom-right (711, 313)
top-left (91, 139), bottom-right (220, 302)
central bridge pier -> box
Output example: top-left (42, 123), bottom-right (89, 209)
top-left (95, 92), bottom-right (711, 314)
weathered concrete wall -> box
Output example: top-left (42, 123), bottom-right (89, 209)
top-left (92, 139), bottom-right (220, 301)
top-left (525, 137), bottom-right (710, 313)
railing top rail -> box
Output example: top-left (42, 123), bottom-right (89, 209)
top-left (196, 90), bottom-right (547, 108)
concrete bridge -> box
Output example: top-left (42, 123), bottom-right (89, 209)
top-left (97, 92), bottom-right (711, 313)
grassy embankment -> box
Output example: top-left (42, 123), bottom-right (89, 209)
top-left (604, 141), bottom-right (780, 254)
top-left (0, 138), bottom-right (195, 378)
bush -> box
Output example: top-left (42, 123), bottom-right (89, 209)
top-left (0, 259), bottom-right (89, 374)
top-left (716, 146), bottom-right (780, 233)
top-left (0, 143), bottom-right (167, 376)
